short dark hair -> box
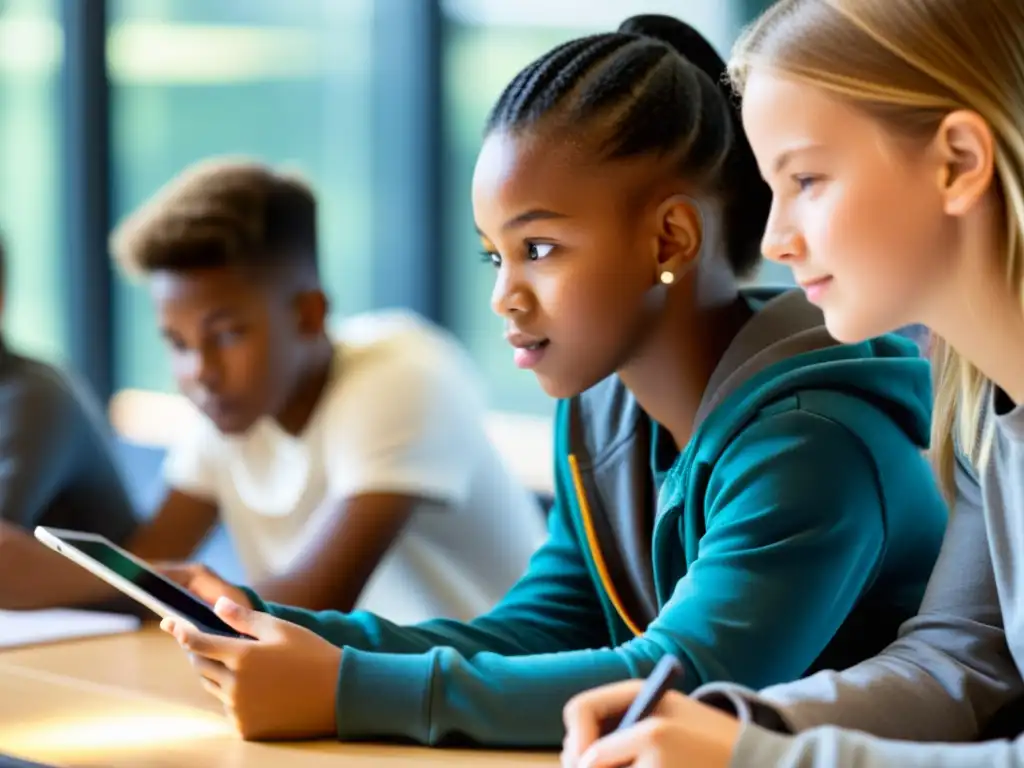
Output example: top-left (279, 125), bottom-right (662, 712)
top-left (110, 158), bottom-right (319, 280)
top-left (485, 15), bottom-right (771, 276)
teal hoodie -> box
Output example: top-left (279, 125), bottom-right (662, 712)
top-left (241, 289), bottom-right (947, 747)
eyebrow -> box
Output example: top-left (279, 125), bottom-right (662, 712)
top-left (158, 308), bottom-right (237, 336)
top-left (203, 308), bottom-right (244, 325)
top-left (474, 208), bottom-right (570, 235)
top-left (773, 143), bottom-right (827, 175)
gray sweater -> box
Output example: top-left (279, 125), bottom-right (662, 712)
top-left (692, 386), bottom-right (1024, 766)
top-left (0, 342), bottom-right (138, 542)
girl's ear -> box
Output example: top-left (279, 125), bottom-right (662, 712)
top-left (932, 109), bottom-right (996, 217)
top-left (652, 194), bottom-right (703, 284)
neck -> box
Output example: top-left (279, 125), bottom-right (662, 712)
top-left (275, 336), bottom-right (335, 435)
top-left (926, 256), bottom-right (1024, 405)
top-left (617, 277), bottom-right (750, 450)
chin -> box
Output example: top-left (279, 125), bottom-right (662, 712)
top-left (534, 367), bottom-right (609, 401)
top-left (206, 408), bottom-right (258, 436)
top-left (823, 309), bottom-right (901, 345)
top-left (534, 373), bottom-right (581, 400)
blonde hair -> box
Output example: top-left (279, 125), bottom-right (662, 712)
top-left (730, 0), bottom-right (1024, 496)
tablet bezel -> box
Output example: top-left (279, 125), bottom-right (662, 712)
top-left (34, 526), bottom-right (248, 639)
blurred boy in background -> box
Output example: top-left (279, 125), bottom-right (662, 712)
top-left (0, 160), bottom-right (546, 621)
top-left (110, 159), bottom-right (545, 621)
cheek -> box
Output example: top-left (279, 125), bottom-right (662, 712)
top-left (219, 336), bottom-right (272, 392)
top-left (814, 174), bottom-right (947, 340)
top-left (814, 176), bottom-right (929, 285)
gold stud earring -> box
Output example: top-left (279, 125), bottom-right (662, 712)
top-left (659, 271), bottom-right (675, 285)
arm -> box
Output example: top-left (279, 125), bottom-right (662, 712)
top-left (257, 409), bottom-right (892, 747)
top-left (247, 482), bottom-right (609, 657)
top-left (691, 449), bottom-right (1022, 752)
top-left (0, 376), bottom-right (143, 609)
top-left (0, 377), bottom-right (75, 529)
top-left (248, 340), bottom-right (506, 612)
top-left (0, 381), bottom-right (100, 609)
top-left (127, 489), bottom-right (219, 562)
top-left (0, 522), bottom-right (117, 609)
top-left (559, 685), bottom-right (1024, 768)
top-left (251, 492), bottom-right (419, 611)
top-left (732, 725), bottom-right (1024, 768)
top-left (0, 489), bottom-right (217, 612)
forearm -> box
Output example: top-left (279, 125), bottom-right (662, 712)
top-left (733, 723), bottom-right (1024, 768)
top-left (695, 641), bottom-right (1009, 746)
top-left (335, 644), bottom-right (646, 747)
top-left (0, 539), bottom-right (119, 610)
top-left (241, 499), bottom-right (610, 657)
top-left (246, 587), bottom-right (599, 658)
top-left (252, 572), bottom-right (363, 613)
top-left (765, 634), bottom-right (1016, 740)
top-left (695, 462), bottom-right (1022, 744)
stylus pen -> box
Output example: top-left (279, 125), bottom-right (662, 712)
top-left (614, 654), bottom-right (684, 731)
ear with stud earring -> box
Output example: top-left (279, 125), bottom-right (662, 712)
top-left (659, 271), bottom-right (675, 286)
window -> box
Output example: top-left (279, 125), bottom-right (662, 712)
top-left (108, 0), bottom-right (374, 391)
top-left (0, 0), bottom-right (64, 363)
top-left (441, 0), bottom-right (773, 415)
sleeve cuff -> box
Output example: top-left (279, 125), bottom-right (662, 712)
top-left (692, 682), bottom-right (795, 734)
top-left (335, 647), bottom-right (434, 743)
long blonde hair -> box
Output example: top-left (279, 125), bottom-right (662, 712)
top-left (729, 0), bottom-right (1024, 496)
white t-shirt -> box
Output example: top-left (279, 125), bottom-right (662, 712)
top-left (164, 311), bottom-right (547, 624)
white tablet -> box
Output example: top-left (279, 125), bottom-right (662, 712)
top-left (34, 526), bottom-right (251, 639)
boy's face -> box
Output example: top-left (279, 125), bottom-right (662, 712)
top-left (150, 266), bottom-right (303, 435)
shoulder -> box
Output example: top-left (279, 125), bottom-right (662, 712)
top-left (0, 353), bottom-right (88, 426)
top-left (708, 407), bottom-right (885, 523)
top-left (716, 406), bottom-right (877, 476)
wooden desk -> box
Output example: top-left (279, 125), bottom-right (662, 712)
top-left (0, 629), bottom-right (558, 767)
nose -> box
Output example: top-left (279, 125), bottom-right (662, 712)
top-left (761, 203), bottom-right (805, 265)
top-left (490, 263), bottom-right (534, 320)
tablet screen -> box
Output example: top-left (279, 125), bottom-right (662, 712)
top-left (60, 534), bottom-right (246, 639)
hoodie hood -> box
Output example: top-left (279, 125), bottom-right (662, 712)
top-left (693, 287), bottom-right (931, 462)
top-left (564, 286), bottom-right (933, 637)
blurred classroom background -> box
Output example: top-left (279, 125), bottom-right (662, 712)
top-left (0, 0), bottom-right (779, 426)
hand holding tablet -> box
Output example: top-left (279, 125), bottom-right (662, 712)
top-left (34, 526), bottom-right (252, 640)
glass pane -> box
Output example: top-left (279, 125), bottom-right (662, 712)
top-left (109, 0), bottom-right (374, 391)
top-left (0, 0), bottom-right (64, 362)
top-left (442, 1), bottom-right (772, 415)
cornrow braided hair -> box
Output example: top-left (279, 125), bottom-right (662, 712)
top-left (485, 15), bottom-right (771, 276)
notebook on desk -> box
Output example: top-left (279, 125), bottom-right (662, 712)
top-left (0, 608), bottom-right (140, 650)
top-left (0, 754), bottom-right (56, 767)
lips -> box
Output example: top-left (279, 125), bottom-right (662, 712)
top-left (798, 276), bottom-right (832, 289)
top-left (798, 275), bottom-right (833, 304)
top-left (505, 331), bottom-right (548, 349)
top-left (505, 331), bottom-right (550, 370)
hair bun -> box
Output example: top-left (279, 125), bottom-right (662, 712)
top-left (618, 14), bottom-right (728, 94)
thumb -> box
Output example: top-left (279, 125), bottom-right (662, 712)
top-left (213, 596), bottom-right (267, 639)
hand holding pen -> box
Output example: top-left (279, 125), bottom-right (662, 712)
top-left (561, 654), bottom-right (741, 768)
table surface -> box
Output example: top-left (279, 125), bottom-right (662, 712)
top-left (0, 626), bottom-right (558, 767)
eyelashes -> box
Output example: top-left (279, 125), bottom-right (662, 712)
top-left (478, 243), bottom-right (556, 268)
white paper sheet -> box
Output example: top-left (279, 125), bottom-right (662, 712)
top-left (0, 609), bottom-right (140, 650)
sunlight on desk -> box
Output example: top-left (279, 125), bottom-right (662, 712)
top-left (0, 632), bottom-right (559, 766)
top-left (0, 712), bottom-right (228, 761)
